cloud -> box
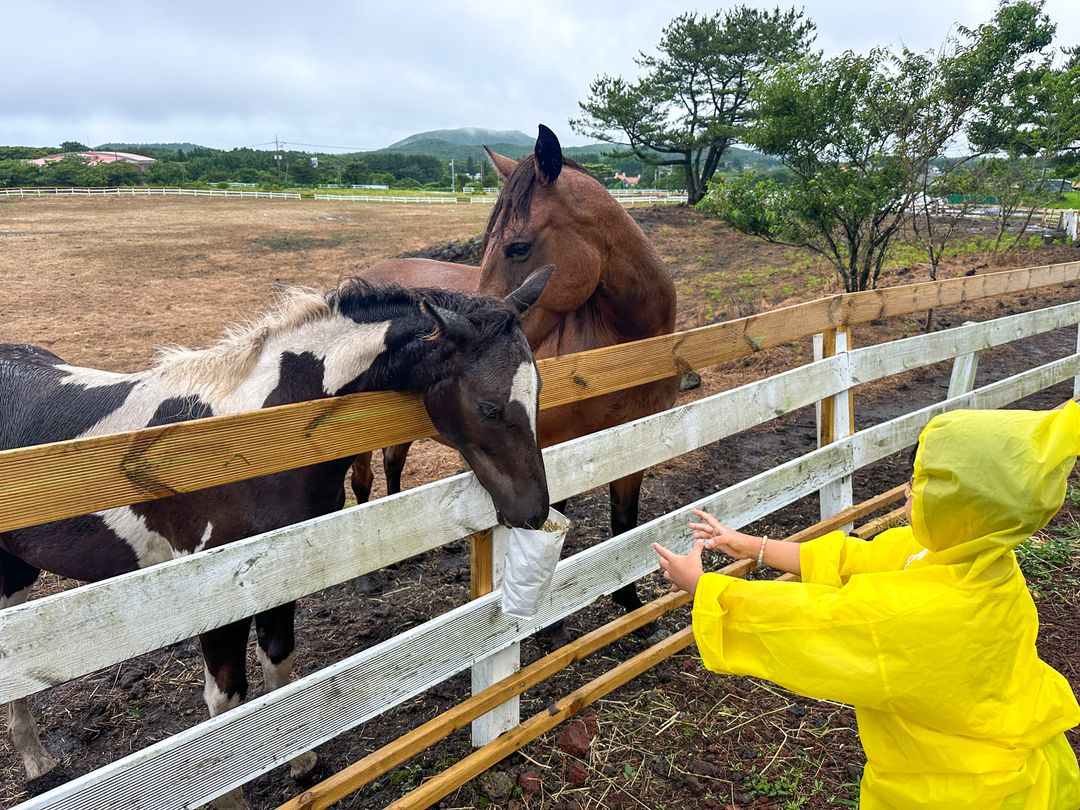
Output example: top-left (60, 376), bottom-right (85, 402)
top-left (3, 0), bottom-right (1076, 150)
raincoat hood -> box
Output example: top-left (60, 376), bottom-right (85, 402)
top-left (910, 403), bottom-right (1080, 574)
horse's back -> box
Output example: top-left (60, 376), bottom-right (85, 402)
top-left (0, 345), bottom-right (136, 451)
top-left (359, 259), bottom-right (479, 293)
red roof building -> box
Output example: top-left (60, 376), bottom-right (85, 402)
top-left (26, 150), bottom-right (156, 170)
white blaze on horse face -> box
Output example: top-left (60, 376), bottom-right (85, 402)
top-left (509, 360), bottom-right (539, 439)
top-left (101, 507), bottom-right (174, 568)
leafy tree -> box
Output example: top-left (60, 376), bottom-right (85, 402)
top-left (700, 1), bottom-right (1054, 292)
top-left (59, 141), bottom-right (89, 152)
top-left (571, 7), bottom-right (815, 204)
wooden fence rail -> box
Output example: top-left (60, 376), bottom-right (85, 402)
top-left (10, 286), bottom-right (1080, 808)
top-left (2, 260), bottom-right (1078, 535)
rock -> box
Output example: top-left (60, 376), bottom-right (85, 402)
top-left (846, 762), bottom-right (864, 782)
top-left (689, 759), bottom-right (721, 777)
top-left (680, 370), bottom-right (702, 391)
top-left (565, 760), bottom-right (589, 785)
top-left (579, 711), bottom-right (599, 737)
top-left (517, 770), bottom-right (543, 797)
top-left (478, 769), bottom-right (514, 802)
top-left (788, 702), bottom-right (807, 717)
top-left (555, 716), bottom-right (595, 757)
top-left (679, 658), bottom-right (697, 673)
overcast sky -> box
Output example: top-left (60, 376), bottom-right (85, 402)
top-left (3, 1), bottom-right (1077, 153)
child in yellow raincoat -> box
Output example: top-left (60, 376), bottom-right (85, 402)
top-left (654, 405), bottom-right (1080, 809)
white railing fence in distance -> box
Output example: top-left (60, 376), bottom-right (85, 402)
top-left (6, 293), bottom-right (1079, 808)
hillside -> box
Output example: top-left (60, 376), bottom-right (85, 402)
top-left (95, 142), bottom-right (204, 154)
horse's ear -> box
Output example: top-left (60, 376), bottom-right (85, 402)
top-left (419, 299), bottom-right (475, 344)
top-left (534, 124), bottom-right (563, 186)
top-left (483, 145), bottom-right (518, 180)
top-left (505, 264), bottom-right (555, 315)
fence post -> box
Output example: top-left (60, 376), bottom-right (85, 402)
top-left (469, 526), bottom-right (520, 746)
top-left (947, 323), bottom-right (981, 399)
top-left (816, 329), bottom-right (853, 524)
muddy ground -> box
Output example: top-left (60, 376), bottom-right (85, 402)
top-left (0, 195), bottom-right (1078, 809)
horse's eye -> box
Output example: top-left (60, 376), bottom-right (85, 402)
top-left (478, 401), bottom-right (503, 420)
top-left (504, 242), bottom-right (531, 258)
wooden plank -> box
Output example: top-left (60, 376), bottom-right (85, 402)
top-left (385, 627), bottom-right (698, 810)
top-left (850, 301), bottom-right (1080, 387)
top-left (277, 589), bottom-right (705, 810)
top-left (819, 330), bottom-right (853, 523)
top-left (18, 446), bottom-right (853, 810)
top-left (471, 525), bottom-right (518, 747)
top-left (2, 262), bottom-right (1079, 533)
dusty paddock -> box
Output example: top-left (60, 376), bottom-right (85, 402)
top-left (1, 194), bottom-right (1078, 809)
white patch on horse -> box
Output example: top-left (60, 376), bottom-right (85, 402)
top-left (257, 648), bottom-right (296, 692)
top-left (56, 365), bottom-right (132, 388)
top-left (202, 663), bottom-right (242, 718)
top-left (316, 317), bottom-right (391, 394)
top-left (509, 360), bottom-right (539, 439)
top-left (100, 508), bottom-right (173, 568)
top-left (171, 522), bottom-right (213, 559)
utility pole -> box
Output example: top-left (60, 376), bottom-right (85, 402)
top-left (449, 159), bottom-right (455, 193)
top-left (274, 133), bottom-right (282, 182)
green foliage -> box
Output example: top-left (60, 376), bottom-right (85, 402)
top-left (699, 2), bottom-right (1056, 292)
top-left (572, 6), bottom-right (815, 203)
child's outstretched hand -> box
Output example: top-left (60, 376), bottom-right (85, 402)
top-left (652, 540), bottom-right (706, 596)
top-left (688, 509), bottom-right (759, 561)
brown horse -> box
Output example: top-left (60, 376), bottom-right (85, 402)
top-left (354, 124), bottom-right (679, 616)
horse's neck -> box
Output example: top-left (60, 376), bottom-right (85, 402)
top-left (592, 215), bottom-right (675, 340)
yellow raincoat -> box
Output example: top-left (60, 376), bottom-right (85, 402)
top-left (693, 405), bottom-right (1080, 809)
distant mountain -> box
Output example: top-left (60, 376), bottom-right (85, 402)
top-left (386, 128), bottom-right (534, 150)
top-left (374, 128), bottom-right (778, 170)
top-left (95, 142), bottom-right (205, 154)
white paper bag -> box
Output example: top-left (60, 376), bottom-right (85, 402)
top-left (501, 507), bottom-right (570, 619)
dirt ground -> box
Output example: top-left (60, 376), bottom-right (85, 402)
top-left (0, 195), bottom-right (1078, 809)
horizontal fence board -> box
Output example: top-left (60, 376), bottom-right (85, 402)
top-left (2, 262), bottom-right (1078, 533)
top-left (849, 301), bottom-right (1080, 386)
top-left (20, 444), bottom-right (854, 810)
top-left (0, 473), bottom-right (496, 703)
top-left (0, 356), bottom-right (848, 704)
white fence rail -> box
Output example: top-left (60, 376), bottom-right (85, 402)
top-left (7, 299), bottom-right (1080, 808)
top-left (1, 186), bottom-right (689, 206)
top-left (0, 186), bottom-right (302, 200)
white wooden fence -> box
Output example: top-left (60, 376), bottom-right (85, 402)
top-left (4, 297), bottom-right (1080, 808)
top-left (0, 186), bottom-right (302, 200)
top-left (0, 186), bottom-right (688, 206)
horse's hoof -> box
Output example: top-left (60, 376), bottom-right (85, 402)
top-left (289, 750), bottom-right (318, 780)
top-left (25, 762), bottom-right (70, 797)
top-left (24, 751), bottom-right (59, 782)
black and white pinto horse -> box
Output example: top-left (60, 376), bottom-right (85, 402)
top-left (0, 268), bottom-right (553, 794)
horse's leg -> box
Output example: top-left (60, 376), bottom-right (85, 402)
top-left (350, 451), bottom-right (375, 504)
top-left (199, 617), bottom-right (254, 810)
top-left (610, 471), bottom-right (646, 613)
top-left (254, 602), bottom-right (317, 780)
top-left (1, 551), bottom-right (57, 781)
top-left (383, 441), bottom-right (413, 496)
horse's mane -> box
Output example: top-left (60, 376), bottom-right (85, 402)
top-left (480, 155), bottom-right (589, 257)
top-left (152, 281), bottom-right (517, 396)
top-left (334, 278), bottom-right (518, 345)
top-left (152, 287), bottom-right (333, 395)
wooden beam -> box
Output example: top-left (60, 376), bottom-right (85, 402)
top-left (1, 261), bottom-right (1077, 533)
top-left (384, 626), bottom-right (697, 810)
